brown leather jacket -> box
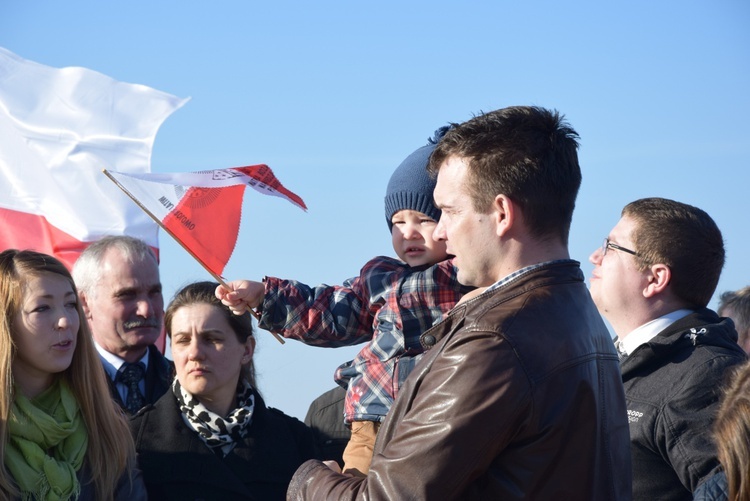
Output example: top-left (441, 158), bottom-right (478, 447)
top-left (288, 261), bottom-right (632, 500)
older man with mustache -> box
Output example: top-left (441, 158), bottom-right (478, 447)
top-left (73, 235), bottom-right (173, 415)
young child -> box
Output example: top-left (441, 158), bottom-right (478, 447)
top-left (217, 126), bottom-right (472, 475)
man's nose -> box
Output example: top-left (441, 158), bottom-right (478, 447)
top-left (589, 247), bottom-right (603, 265)
top-left (433, 218), bottom-right (446, 242)
top-left (136, 298), bottom-right (153, 317)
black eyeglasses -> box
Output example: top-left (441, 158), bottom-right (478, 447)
top-left (602, 238), bottom-right (638, 257)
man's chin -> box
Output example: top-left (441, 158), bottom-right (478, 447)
top-left (456, 269), bottom-right (477, 287)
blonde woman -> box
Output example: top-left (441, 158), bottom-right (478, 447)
top-left (694, 359), bottom-right (750, 501)
top-left (0, 249), bottom-right (145, 500)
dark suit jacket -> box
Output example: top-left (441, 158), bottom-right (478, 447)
top-left (105, 345), bottom-right (174, 414)
top-left (129, 387), bottom-right (318, 501)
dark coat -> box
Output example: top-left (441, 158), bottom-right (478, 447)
top-left (621, 310), bottom-right (746, 500)
top-left (289, 261), bottom-right (632, 500)
top-left (105, 344), bottom-right (174, 414)
top-left (77, 465), bottom-right (147, 501)
top-left (10, 465), bottom-right (147, 501)
top-left (304, 386), bottom-right (349, 467)
top-left (130, 387), bottom-right (317, 501)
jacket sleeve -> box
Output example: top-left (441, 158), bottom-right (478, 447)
top-left (287, 329), bottom-right (531, 500)
top-left (657, 355), bottom-right (736, 492)
top-left (259, 257), bottom-right (405, 347)
top-left (692, 470), bottom-right (728, 501)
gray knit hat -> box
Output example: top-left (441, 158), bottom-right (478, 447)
top-left (384, 125), bottom-right (452, 232)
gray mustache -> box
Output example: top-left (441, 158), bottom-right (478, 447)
top-left (123, 319), bottom-right (160, 330)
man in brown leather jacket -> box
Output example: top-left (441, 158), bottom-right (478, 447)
top-left (288, 106), bottom-right (632, 500)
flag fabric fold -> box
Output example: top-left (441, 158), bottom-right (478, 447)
top-left (105, 165), bottom-right (307, 278)
top-left (0, 46), bottom-right (188, 269)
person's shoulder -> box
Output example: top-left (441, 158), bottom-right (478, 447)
top-left (267, 405), bottom-right (306, 426)
top-left (147, 344), bottom-right (171, 363)
top-left (129, 392), bottom-right (175, 432)
top-left (306, 386), bottom-right (346, 415)
top-left (360, 255), bottom-right (407, 272)
top-left (258, 398), bottom-right (310, 434)
top-left (680, 318), bottom-right (747, 366)
top-left (351, 256), bottom-right (410, 289)
top-left (129, 401), bottom-right (156, 428)
top-left (147, 345), bottom-right (175, 374)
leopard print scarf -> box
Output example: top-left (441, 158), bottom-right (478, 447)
top-left (172, 378), bottom-right (255, 457)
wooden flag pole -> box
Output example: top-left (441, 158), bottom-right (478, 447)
top-left (103, 169), bottom-right (285, 344)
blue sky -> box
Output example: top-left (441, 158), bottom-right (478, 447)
top-left (2, 1), bottom-right (748, 419)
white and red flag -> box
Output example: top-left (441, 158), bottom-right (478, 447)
top-left (0, 46), bottom-right (188, 269)
top-left (104, 165), bottom-right (307, 279)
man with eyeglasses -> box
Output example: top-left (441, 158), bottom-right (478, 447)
top-left (589, 197), bottom-right (747, 500)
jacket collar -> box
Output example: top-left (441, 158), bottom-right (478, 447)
top-left (133, 388), bottom-right (273, 497)
top-left (420, 260), bottom-right (584, 349)
top-left (622, 308), bottom-right (745, 367)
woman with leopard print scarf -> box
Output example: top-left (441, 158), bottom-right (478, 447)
top-left (129, 281), bottom-right (318, 500)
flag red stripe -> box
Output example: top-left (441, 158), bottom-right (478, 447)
top-left (0, 207), bottom-right (90, 271)
top-left (0, 207), bottom-right (167, 352)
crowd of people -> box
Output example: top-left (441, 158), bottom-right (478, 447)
top-left (1, 105), bottom-right (748, 500)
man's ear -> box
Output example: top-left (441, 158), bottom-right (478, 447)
top-left (78, 291), bottom-right (93, 320)
top-left (493, 194), bottom-right (515, 237)
top-left (643, 263), bottom-right (671, 298)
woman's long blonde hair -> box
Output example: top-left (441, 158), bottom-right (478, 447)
top-left (713, 359), bottom-right (750, 501)
top-left (0, 249), bottom-right (136, 500)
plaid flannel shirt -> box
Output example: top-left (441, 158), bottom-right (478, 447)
top-left (258, 255), bottom-right (469, 423)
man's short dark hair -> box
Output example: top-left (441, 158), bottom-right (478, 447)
top-left (428, 106), bottom-right (581, 245)
top-left (623, 197), bottom-right (725, 309)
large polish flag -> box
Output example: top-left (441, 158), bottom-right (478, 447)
top-left (105, 165), bottom-right (307, 280)
top-left (0, 46), bottom-right (188, 269)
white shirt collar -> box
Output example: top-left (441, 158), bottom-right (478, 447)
top-left (619, 309), bottom-right (693, 355)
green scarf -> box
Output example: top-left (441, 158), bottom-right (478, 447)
top-left (5, 380), bottom-right (88, 501)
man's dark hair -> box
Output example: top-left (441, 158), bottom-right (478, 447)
top-left (428, 106), bottom-right (581, 244)
top-left (623, 197), bottom-right (725, 309)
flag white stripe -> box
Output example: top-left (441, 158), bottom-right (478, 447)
top-left (0, 47), bottom-right (188, 245)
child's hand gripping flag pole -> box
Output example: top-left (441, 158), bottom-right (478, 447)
top-left (104, 164), bottom-right (309, 345)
